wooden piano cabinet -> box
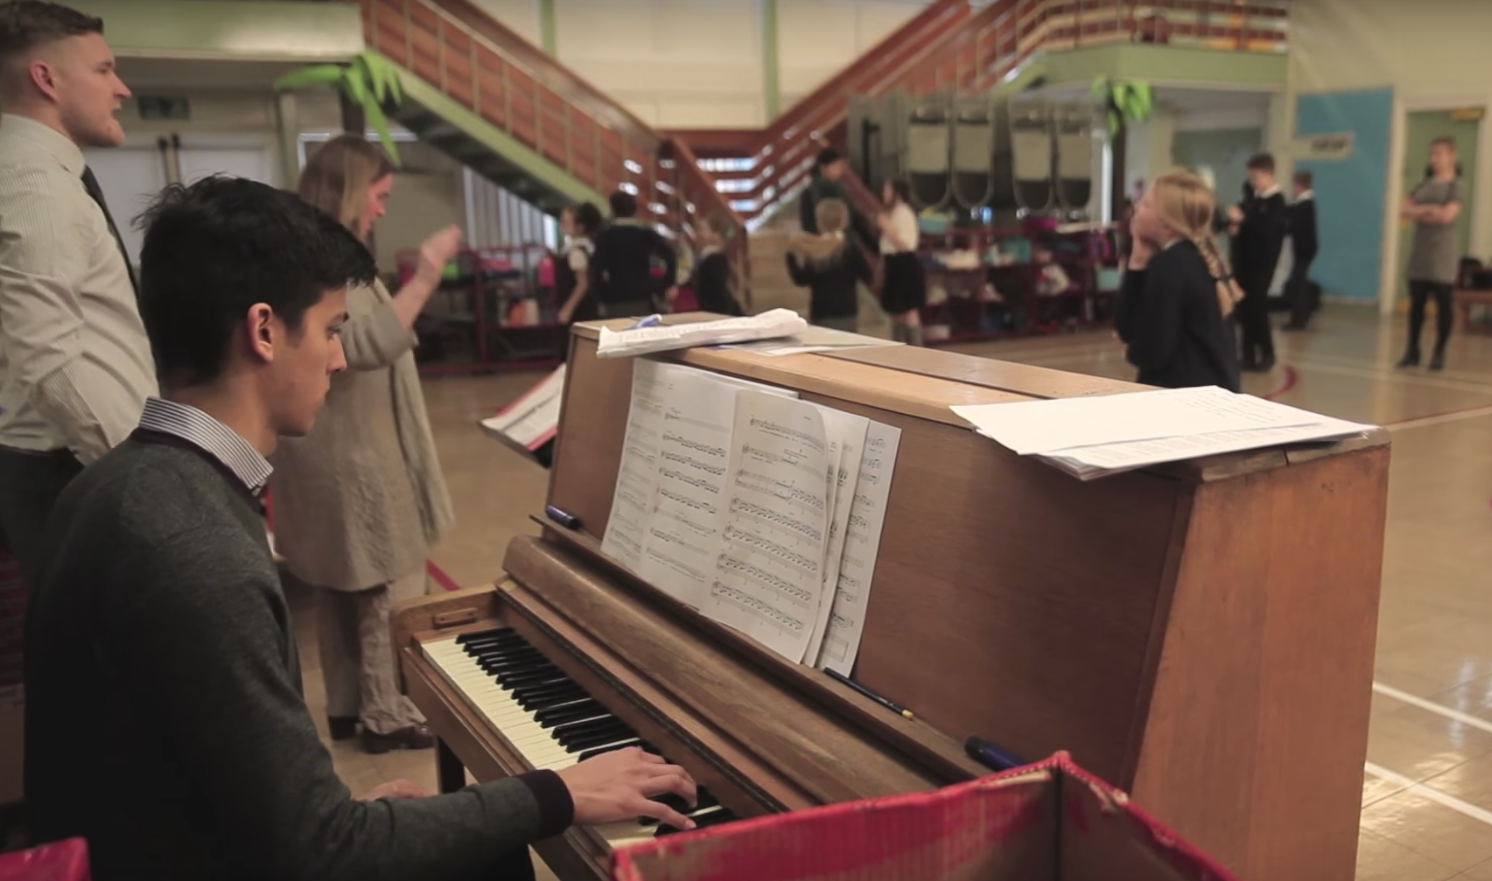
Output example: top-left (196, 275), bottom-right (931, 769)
top-left (546, 318), bottom-right (1387, 881)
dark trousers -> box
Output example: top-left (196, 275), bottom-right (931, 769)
top-left (1238, 283), bottom-right (1275, 364)
top-left (1286, 257), bottom-right (1317, 328)
top-left (446, 850), bottom-right (536, 881)
top-left (1406, 280), bottom-right (1454, 356)
top-left (0, 446), bottom-right (84, 587)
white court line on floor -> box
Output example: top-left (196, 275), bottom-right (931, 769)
top-left (1385, 405), bottom-right (1492, 433)
top-left (1373, 682), bottom-right (1492, 734)
top-left (1363, 762), bottom-right (1492, 826)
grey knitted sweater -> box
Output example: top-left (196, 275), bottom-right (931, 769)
top-left (24, 431), bottom-right (572, 880)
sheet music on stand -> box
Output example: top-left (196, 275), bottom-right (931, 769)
top-left (599, 359), bottom-right (901, 669)
top-left (950, 386), bottom-right (1376, 480)
top-left (480, 365), bottom-right (567, 468)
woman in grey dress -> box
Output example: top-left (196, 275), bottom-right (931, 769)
top-left (272, 135), bottom-right (460, 753)
top-left (1398, 137), bottom-right (1466, 371)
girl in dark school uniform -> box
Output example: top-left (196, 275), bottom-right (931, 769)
top-left (877, 177), bottom-right (927, 345)
top-left (688, 213), bottom-right (744, 316)
top-left (556, 201), bottom-right (603, 325)
top-left (786, 198), bottom-right (873, 332)
top-left (1115, 167), bottom-right (1243, 393)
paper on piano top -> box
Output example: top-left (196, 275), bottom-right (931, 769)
top-left (702, 391), bottom-right (831, 664)
top-left (717, 325), bottom-right (902, 357)
top-left (950, 386), bottom-right (1360, 456)
top-left (1035, 417), bottom-right (1374, 480)
top-left (635, 366), bottom-right (797, 606)
top-left (596, 309), bottom-right (808, 359)
top-left (816, 420), bottom-right (900, 675)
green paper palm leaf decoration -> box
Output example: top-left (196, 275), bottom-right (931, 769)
top-left (1091, 76), bottom-right (1154, 137)
top-left (274, 52), bottom-right (405, 164)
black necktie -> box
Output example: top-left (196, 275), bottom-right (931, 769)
top-left (80, 166), bottom-right (139, 298)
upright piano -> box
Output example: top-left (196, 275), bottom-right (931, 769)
top-left (392, 316), bottom-right (1390, 881)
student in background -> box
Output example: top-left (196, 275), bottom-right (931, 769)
top-left (1283, 169), bottom-right (1319, 331)
top-left (556, 201), bottom-right (603, 325)
top-left (1115, 168), bottom-right (1242, 393)
top-left (271, 134), bottom-right (460, 755)
top-left (1226, 153), bottom-right (1287, 371)
top-left (0, 1), bottom-right (155, 585)
top-left (589, 189), bottom-right (677, 319)
top-left (799, 148), bottom-right (878, 251)
top-left (877, 178), bottom-right (926, 346)
top-left (689, 213), bottom-right (744, 316)
top-left (786, 198), bottom-right (872, 333)
top-left (1397, 136), bottom-right (1465, 371)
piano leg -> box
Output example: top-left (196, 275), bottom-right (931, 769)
top-left (437, 738), bottom-right (466, 794)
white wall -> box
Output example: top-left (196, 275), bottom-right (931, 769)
top-left (470, 0), bottom-right (934, 128)
top-left (1290, 0), bottom-right (1492, 303)
top-left (555, 0), bottom-right (764, 128)
top-left (777, 0), bottom-right (935, 110)
top-left (470, 0), bottom-right (543, 46)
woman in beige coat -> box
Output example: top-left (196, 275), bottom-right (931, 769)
top-left (271, 135), bottom-right (459, 754)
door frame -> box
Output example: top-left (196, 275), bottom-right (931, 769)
top-left (1381, 92), bottom-right (1491, 315)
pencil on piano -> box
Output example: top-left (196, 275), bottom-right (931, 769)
top-left (824, 669), bottom-right (914, 720)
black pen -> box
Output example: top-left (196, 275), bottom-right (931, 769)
top-left (824, 669), bottom-right (914, 720)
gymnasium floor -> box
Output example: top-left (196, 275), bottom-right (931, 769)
top-left (292, 306), bottom-right (1492, 880)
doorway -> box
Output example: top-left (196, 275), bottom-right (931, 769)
top-left (1396, 109), bottom-right (1480, 303)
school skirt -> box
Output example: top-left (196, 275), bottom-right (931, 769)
top-left (881, 252), bottom-right (927, 315)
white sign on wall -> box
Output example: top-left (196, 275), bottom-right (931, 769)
top-left (1292, 132), bottom-right (1355, 160)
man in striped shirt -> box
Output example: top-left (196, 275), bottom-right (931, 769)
top-left (0, 1), bottom-right (154, 583)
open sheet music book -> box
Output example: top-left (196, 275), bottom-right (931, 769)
top-left (601, 359), bottom-right (899, 673)
top-left (481, 365), bottom-right (566, 467)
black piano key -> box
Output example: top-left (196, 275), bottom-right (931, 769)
top-left (456, 628), bottom-right (514, 645)
top-left (577, 738), bottom-right (641, 761)
top-left (534, 699), bottom-right (605, 726)
top-left (496, 666), bottom-right (568, 688)
top-left (564, 723), bottom-right (636, 752)
top-left (517, 687), bottom-right (587, 711)
top-left (655, 807), bottom-right (735, 837)
top-left (512, 680), bottom-right (585, 702)
top-left (553, 718), bottom-right (623, 748)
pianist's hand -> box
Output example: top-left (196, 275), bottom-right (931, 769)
top-left (358, 779), bottom-right (431, 800)
top-left (557, 747), bottom-right (698, 830)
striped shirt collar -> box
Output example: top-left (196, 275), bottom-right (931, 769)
top-left (0, 113), bottom-right (85, 178)
top-left (137, 397), bottom-right (273, 495)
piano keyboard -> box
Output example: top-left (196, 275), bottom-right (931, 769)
top-left (423, 627), bottom-right (741, 848)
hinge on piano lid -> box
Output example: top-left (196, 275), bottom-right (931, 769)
top-left (432, 607), bottom-right (480, 628)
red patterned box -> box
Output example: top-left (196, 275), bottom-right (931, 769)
top-left (611, 752), bottom-right (1242, 881)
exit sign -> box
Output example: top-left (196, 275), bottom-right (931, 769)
top-left (137, 96), bottom-right (189, 121)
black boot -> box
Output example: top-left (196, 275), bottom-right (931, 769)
top-left (1397, 350), bottom-right (1421, 369)
top-left (328, 716), bottom-right (358, 741)
top-left (1429, 350), bottom-right (1446, 371)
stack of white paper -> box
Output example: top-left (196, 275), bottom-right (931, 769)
top-left (716, 325), bottom-right (902, 357)
top-left (600, 359), bottom-right (901, 674)
top-left (950, 386), bottom-right (1375, 480)
top-left (596, 309), bottom-right (808, 358)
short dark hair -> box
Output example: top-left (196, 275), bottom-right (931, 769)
top-left (608, 189), bottom-right (638, 218)
top-left (569, 201), bottom-right (603, 235)
top-left (1246, 152), bottom-right (1275, 173)
top-left (135, 175), bottom-right (376, 388)
top-left (815, 148), bottom-right (842, 169)
top-left (885, 176), bottom-right (912, 206)
top-left (0, 1), bottom-right (101, 69)
top-left (1294, 169), bottom-right (1313, 188)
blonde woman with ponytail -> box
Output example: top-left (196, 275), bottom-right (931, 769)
top-left (1114, 168), bottom-right (1243, 392)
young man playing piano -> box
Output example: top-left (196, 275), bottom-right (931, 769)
top-left (23, 176), bottom-right (698, 881)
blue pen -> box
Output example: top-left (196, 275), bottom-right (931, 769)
top-left (626, 314), bottom-right (663, 330)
